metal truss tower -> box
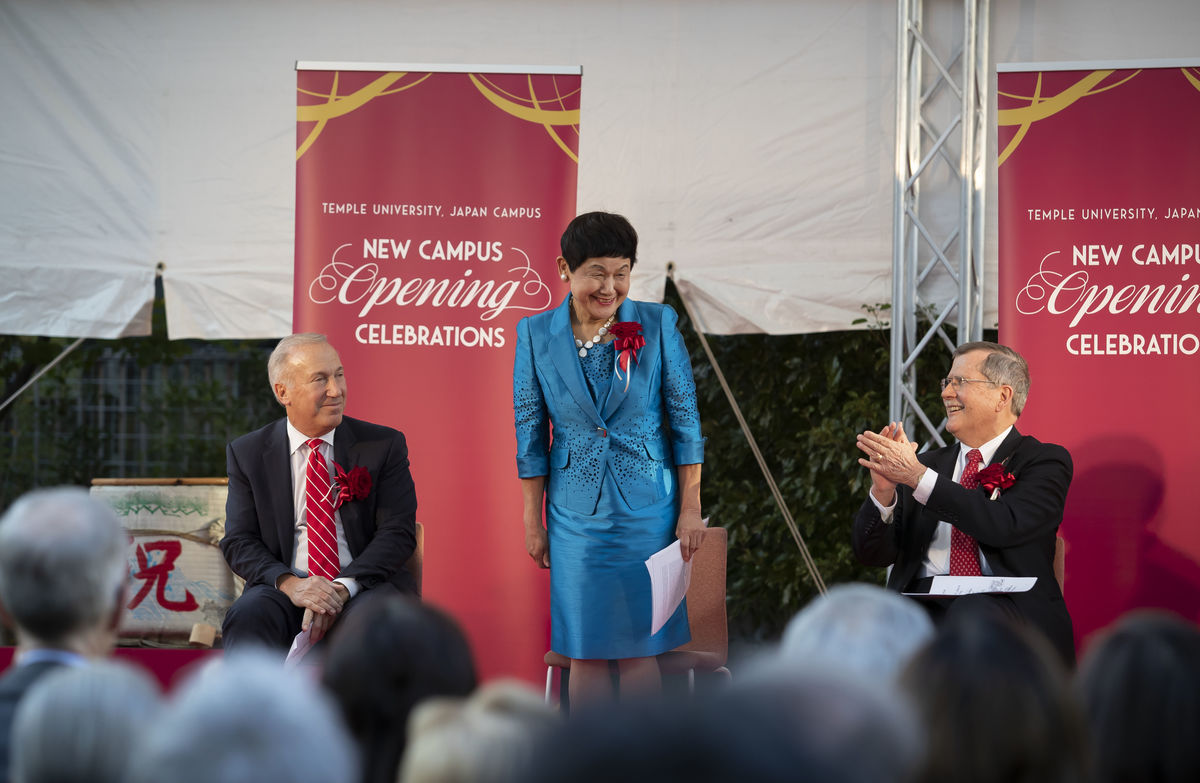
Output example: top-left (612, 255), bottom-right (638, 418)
top-left (891, 0), bottom-right (990, 448)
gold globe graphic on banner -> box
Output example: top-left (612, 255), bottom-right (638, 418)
top-left (468, 73), bottom-right (581, 162)
top-left (998, 69), bottom-right (1138, 166)
top-left (297, 71), bottom-right (580, 162)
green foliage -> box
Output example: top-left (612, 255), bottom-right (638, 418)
top-left (0, 297), bottom-right (276, 510)
top-left (663, 284), bottom-right (951, 642)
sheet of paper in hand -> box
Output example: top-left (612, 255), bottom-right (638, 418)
top-left (646, 540), bottom-right (691, 635)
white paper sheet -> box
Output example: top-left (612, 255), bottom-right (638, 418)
top-left (903, 575), bottom-right (1037, 597)
top-left (646, 540), bottom-right (691, 635)
top-left (284, 627), bottom-right (315, 668)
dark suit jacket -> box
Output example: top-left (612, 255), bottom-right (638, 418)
top-left (853, 427), bottom-right (1075, 662)
top-left (220, 415), bottom-right (418, 595)
top-left (0, 660), bottom-right (64, 783)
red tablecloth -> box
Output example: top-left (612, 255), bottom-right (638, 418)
top-left (0, 646), bottom-right (216, 690)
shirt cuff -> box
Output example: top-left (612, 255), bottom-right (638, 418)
top-left (335, 577), bottom-right (361, 599)
top-left (913, 467), bottom-right (936, 505)
top-left (868, 488), bottom-right (897, 522)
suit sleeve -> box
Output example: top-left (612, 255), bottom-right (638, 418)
top-left (219, 441), bottom-right (293, 589)
top-left (923, 441), bottom-right (1072, 548)
top-left (852, 496), bottom-right (901, 567)
top-left (513, 316), bottom-right (550, 478)
top-left (659, 304), bottom-right (705, 465)
top-left (341, 429), bottom-right (417, 589)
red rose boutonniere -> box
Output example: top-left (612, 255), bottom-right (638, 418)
top-left (977, 463), bottom-right (1015, 499)
top-left (333, 464), bottom-right (372, 510)
top-left (609, 321), bottom-right (645, 392)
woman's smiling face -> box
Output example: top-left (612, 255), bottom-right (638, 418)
top-left (560, 255), bottom-right (631, 324)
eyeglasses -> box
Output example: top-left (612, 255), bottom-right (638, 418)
top-left (939, 375), bottom-right (997, 391)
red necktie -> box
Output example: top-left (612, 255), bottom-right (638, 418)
top-left (950, 448), bottom-right (984, 576)
top-left (304, 438), bottom-right (340, 581)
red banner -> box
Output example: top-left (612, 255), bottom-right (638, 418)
top-left (998, 63), bottom-right (1200, 649)
top-left (295, 65), bottom-right (581, 680)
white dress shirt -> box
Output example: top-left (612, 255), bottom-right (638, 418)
top-left (14, 649), bottom-right (88, 668)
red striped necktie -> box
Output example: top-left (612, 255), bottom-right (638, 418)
top-left (949, 448), bottom-right (984, 576)
top-left (304, 438), bottom-right (340, 581)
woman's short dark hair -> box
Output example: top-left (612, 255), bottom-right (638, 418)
top-left (899, 607), bottom-right (1088, 783)
top-left (1076, 610), bottom-right (1200, 783)
top-left (321, 594), bottom-right (477, 783)
top-left (560, 211), bottom-right (638, 271)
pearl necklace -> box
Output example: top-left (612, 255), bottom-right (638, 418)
top-left (575, 313), bottom-right (615, 357)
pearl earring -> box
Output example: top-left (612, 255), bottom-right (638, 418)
top-left (560, 274), bottom-right (568, 281)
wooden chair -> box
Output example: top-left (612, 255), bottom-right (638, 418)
top-left (1053, 534), bottom-right (1065, 594)
top-left (657, 526), bottom-right (731, 690)
top-left (543, 527), bottom-right (730, 702)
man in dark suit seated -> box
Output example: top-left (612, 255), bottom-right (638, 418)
top-left (852, 341), bottom-right (1075, 664)
top-left (220, 333), bottom-right (418, 656)
top-left (0, 488), bottom-right (129, 783)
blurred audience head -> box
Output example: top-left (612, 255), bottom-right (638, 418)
top-left (899, 608), bottom-right (1087, 783)
top-left (1076, 610), bottom-right (1200, 783)
top-left (399, 680), bottom-right (558, 783)
top-left (322, 593), bottom-right (477, 783)
top-left (525, 666), bottom-right (920, 783)
top-left (11, 660), bottom-right (162, 783)
top-left (778, 582), bottom-right (934, 682)
top-left (0, 487), bottom-right (127, 652)
top-left (126, 651), bottom-right (356, 783)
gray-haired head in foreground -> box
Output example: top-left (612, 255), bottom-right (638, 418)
top-left (777, 583), bottom-right (934, 683)
top-left (125, 651), bottom-right (357, 783)
top-left (11, 660), bottom-right (162, 783)
top-left (0, 487), bottom-right (128, 646)
top-left (400, 679), bottom-right (559, 783)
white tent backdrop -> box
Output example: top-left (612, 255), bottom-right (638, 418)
top-left (2, 0), bottom-right (1197, 339)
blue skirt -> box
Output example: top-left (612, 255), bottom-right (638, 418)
top-left (547, 466), bottom-right (691, 660)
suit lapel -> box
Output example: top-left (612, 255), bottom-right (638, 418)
top-left (601, 298), bottom-right (648, 421)
top-left (261, 419), bottom-right (296, 558)
top-left (333, 419), bottom-right (362, 554)
top-left (932, 442), bottom-right (959, 475)
top-left (990, 426), bottom-right (1023, 467)
top-left (547, 296), bottom-right (606, 427)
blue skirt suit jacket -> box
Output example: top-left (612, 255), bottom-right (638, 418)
top-left (514, 295), bottom-right (705, 658)
top-left (513, 296), bottom-right (705, 514)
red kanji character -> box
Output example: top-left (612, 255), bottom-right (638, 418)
top-left (128, 540), bottom-right (199, 612)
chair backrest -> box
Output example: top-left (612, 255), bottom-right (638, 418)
top-left (1053, 534), bottom-right (1065, 594)
top-left (676, 527), bottom-right (728, 663)
top-left (406, 522), bottom-right (424, 596)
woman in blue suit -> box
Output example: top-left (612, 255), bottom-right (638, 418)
top-left (513, 212), bottom-right (706, 704)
